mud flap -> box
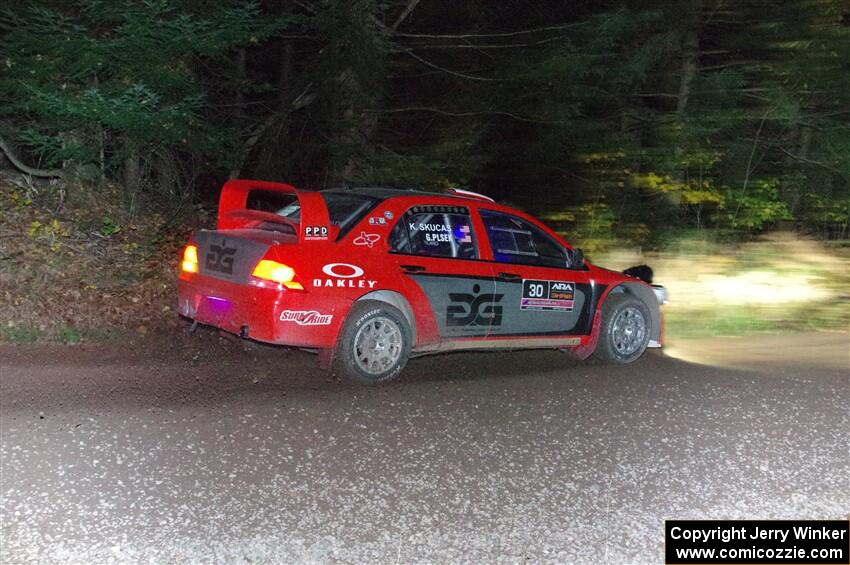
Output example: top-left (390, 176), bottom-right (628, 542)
top-left (317, 348), bottom-right (335, 371)
top-left (568, 310), bottom-right (603, 360)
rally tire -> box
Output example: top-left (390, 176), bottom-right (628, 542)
top-left (593, 292), bottom-right (651, 364)
top-left (337, 301), bottom-right (412, 385)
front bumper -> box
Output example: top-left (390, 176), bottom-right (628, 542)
top-left (652, 284), bottom-right (668, 305)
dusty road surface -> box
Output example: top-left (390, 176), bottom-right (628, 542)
top-left (1, 331), bottom-right (848, 564)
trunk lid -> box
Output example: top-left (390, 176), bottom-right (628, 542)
top-left (195, 229), bottom-right (296, 284)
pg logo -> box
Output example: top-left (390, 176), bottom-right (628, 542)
top-left (447, 284), bottom-right (503, 327)
top-left (205, 239), bottom-right (237, 275)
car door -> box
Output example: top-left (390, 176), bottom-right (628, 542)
top-left (479, 209), bottom-right (596, 338)
top-left (388, 204), bottom-right (498, 340)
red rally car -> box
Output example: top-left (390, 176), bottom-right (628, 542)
top-left (178, 180), bottom-right (666, 384)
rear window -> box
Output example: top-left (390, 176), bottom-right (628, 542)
top-left (245, 190), bottom-right (300, 221)
top-left (246, 190), bottom-right (297, 214)
top-left (323, 193), bottom-right (376, 230)
top-left (244, 189), bottom-right (377, 236)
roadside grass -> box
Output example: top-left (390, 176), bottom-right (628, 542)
top-left (0, 324), bottom-right (126, 344)
top-left (596, 232), bottom-right (850, 339)
top-left (664, 301), bottom-right (849, 339)
top-left (1, 326), bottom-right (44, 343)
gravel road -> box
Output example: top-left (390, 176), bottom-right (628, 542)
top-left (1, 331), bottom-right (848, 564)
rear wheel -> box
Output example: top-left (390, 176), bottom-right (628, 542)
top-left (337, 301), bottom-right (412, 384)
top-left (594, 293), bottom-right (651, 364)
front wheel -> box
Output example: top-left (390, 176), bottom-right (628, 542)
top-left (593, 293), bottom-right (651, 364)
top-left (337, 301), bottom-right (412, 384)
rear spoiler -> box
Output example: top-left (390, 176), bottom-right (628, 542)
top-left (217, 179), bottom-right (334, 242)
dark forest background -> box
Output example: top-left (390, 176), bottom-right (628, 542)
top-left (2, 0), bottom-right (848, 250)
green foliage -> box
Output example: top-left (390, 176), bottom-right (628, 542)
top-left (1, 0), bottom-right (847, 243)
top-left (58, 325), bottom-right (82, 344)
top-left (0, 0), bottom-right (287, 192)
top-left (445, 0), bottom-right (849, 243)
top-left (100, 215), bottom-right (121, 236)
top-left (2, 325), bottom-right (43, 343)
top-left (722, 179), bottom-right (792, 231)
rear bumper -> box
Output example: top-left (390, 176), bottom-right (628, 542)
top-left (177, 274), bottom-right (346, 348)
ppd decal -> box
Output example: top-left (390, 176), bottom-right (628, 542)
top-left (304, 226), bottom-right (329, 240)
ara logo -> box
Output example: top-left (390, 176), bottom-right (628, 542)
top-left (313, 263), bottom-right (377, 289)
top-left (353, 231), bottom-right (381, 248)
top-left (447, 283), bottom-right (503, 327)
top-left (205, 239), bottom-right (236, 275)
top-left (551, 282), bottom-right (573, 291)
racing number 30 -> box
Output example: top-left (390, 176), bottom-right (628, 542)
top-left (527, 282), bottom-right (545, 298)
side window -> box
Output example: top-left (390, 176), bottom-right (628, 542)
top-left (389, 205), bottom-right (478, 259)
top-left (480, 210), bottom-right (568, 268)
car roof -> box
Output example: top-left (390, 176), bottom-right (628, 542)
top-left (321, 186), bottom-right (483, 204)
top-left (321, 186), bottom-right (576, 250)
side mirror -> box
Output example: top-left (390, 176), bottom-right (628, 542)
top-left (571, 248), bottom-right (584, 268)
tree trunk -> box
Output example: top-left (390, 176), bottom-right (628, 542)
top-left (799, 125), bottom-right (812, 160)
top-left (790, 125), bottom-right (813, 214)
top-left (123, 146), bottom-right (140, 193)
top-left (676, 26), bottom-right (700, 117)
top-left (670, 0), bottom-right (703, 207)
top-left (335, 70), bottom-right (378, 184)
top-left (156, 148), bottom-right (180, 198)
top-left (229, 48), bottom-right (248, 179)
top-left (234, 48), bottom-right (246, 121)
top-left (278, 40), bottom-right (293, 106)
top-left (0, 133), bottom-right (64, 178)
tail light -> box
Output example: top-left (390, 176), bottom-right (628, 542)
top-left (181, 244), bottom-right (199, 273)
top-left (250, 259), bottom-right (303, 290)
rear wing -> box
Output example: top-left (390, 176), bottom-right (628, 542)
top-left (217, 179), bottom-right (334, 242)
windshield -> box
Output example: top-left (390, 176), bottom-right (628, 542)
top-left (245, 189), bottom-right (377, 237)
